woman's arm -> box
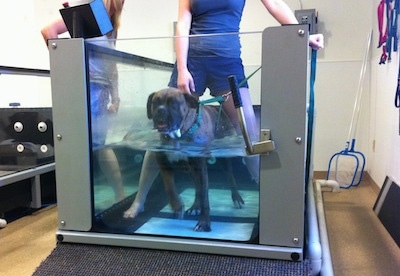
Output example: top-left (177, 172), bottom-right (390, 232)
top-left (260, 0), bottom-right (324, 50)
top-left (40, 18), bottom-right (68, 45)
top-left (175, 0), bottom-right (194, 93)
top-left (260, 0), bottom-right (298, 24)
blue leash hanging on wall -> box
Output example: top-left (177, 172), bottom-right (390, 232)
top-left (305, 49), bottom-right (317, 186)
top-left (391, 0), bottom-right (400, 135)
top-left (396, 58), bottom-right (400, 134)
top-left (394, 0), bottom-right (400, 134)
top-left (377, 0), bottom-right (399, 64)
top-left (377, 0), bottom-right (400, 134)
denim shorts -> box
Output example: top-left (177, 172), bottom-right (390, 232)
top-left (168, 55), bottom-right (248, 96)
top-left (90, 82), bottom-right (110, 148)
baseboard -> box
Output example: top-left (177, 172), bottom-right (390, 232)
top-left (313, 171), bottom-right (327, 180)
top-left (363, 172), bottom-right (380, 194)
top-left (313, 171), bottom-right (380, 195)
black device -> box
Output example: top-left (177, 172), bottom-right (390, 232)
top-left (60, 0), bottom-right (113, 39)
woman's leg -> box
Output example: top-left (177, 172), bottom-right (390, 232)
top-left (96, 148), bottom-right (125, 202)
top-left (220, 87), bottom-right (260, 183)
top-left (123, 151), bottom-right (160, 218)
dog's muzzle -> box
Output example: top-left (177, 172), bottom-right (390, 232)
top-left (153, 106), bottom-right (182, 139)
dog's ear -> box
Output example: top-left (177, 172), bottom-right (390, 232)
top-left (147, 92), bottom-right (156, 119)
top-left (184, 93), bottom-right (199, 109)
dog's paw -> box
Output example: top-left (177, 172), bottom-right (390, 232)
top-left (123, 203), bottom-right (144, 219)
top-left (185, 205), bottom-right (201, 216)
top-left (231, 191), bottom-right (245, 209)
top-left (173, 205), bottom-right (185, 219)
top-left (194, 221), bottom-right (211, 232)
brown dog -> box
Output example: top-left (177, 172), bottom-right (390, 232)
top-left (125, 87), bottom-right (244, 232)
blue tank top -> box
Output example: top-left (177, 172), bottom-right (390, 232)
top-left (87, 31), bottom-right (117, 86)
top-left (189, 0), bottom-right (245, 58)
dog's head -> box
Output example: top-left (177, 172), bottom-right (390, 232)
top-left (147, 88), bottom-right (199, 139)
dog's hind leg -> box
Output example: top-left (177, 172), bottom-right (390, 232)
top-left (220, 158), bottom-right (245, 209)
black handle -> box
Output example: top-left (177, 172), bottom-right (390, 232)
top-left (228, 75), bottom-right (242, 108)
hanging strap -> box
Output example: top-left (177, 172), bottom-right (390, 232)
top-left (396, 63), bottom-right (400, 107)
top-left (305, 49), bottom-right (317, 186)
top-left (394, 0), bottom-right (400, 103)
top-left (377, 0), bottom-right (399, 64)
top-left (378, 0), bottom-right (388, 48)
top-left (386, 0), bottom-right (393, 62)
top-left (378, 0), bottom-right (389, 64)
top-left (380, 45), bottom-right (388, 64)
top-left (386, 0), bottom-right (400, 62)
top-left (393, 0), bottom-right (399, 51)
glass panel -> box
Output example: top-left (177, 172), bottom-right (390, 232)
top-left (88, 32), bottom-right (262, 243)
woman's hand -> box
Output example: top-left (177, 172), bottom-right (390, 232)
top-left (177, 68), bottom-right (195, 93)
top-left (309, 34), bottom-right (324, 50)
top-left (108, 98), bottom-right (120, 113)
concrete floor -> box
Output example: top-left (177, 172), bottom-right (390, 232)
top-left (1, 177), bottom-right (400, 275)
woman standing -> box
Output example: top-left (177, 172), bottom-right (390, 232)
top-left (124, 0), bottom-right (323, 219)
top-left (41, 0), bottom-right (126, 202)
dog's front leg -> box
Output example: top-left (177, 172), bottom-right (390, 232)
top-left (220, 158), bottom-right (245, 209)
top-left (187, 157), bottom-right (211, 232)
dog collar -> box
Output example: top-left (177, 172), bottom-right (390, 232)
top-left (182, 66), bottom-right (263, 139)
top-left (183, 94), bottom-right (228, 138)
top-left (183, 105), bottom-right (202, 138)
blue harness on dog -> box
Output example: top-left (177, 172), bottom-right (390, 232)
top-left (184, 66), bottom-right (262, 138)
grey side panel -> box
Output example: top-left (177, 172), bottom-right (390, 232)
top-left (259, 25), bottom-right (309, 247)
top-left (49, 39), bottom-right (92, 231)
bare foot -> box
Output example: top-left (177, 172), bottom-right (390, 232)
top-left (123, 202), bottom-right (144, 219)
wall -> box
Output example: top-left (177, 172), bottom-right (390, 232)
top-left (0, 1), bottom-right (53, 107)
top-left (370, 0), bottom-right (400, 186)
top-left (2, 0), bottom-right (395, 188)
